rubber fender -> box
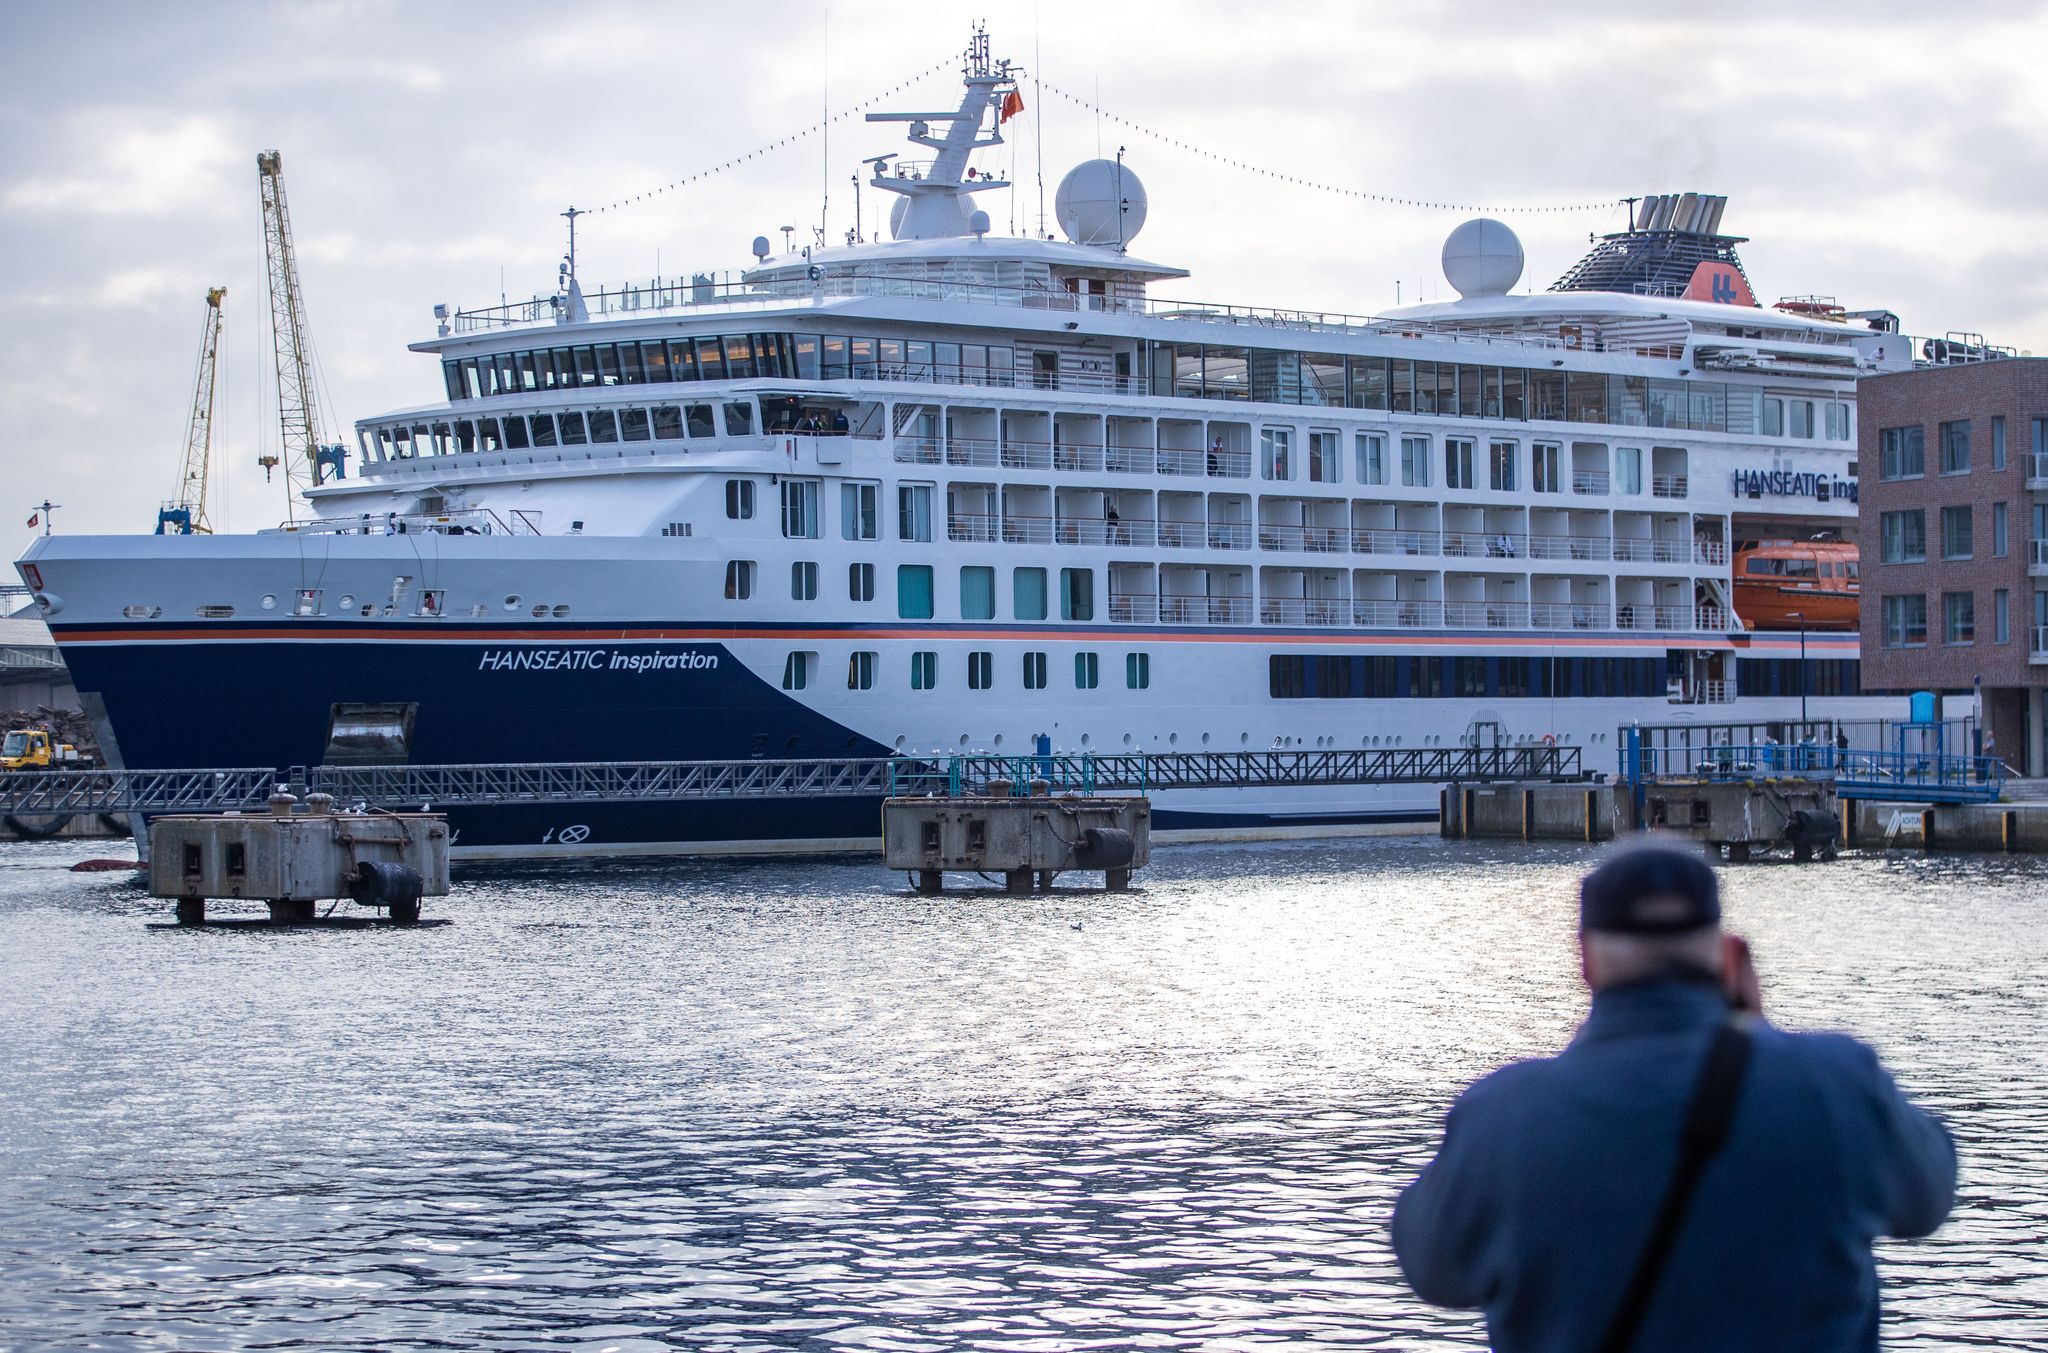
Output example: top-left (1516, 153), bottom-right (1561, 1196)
top-left (348, 859), bottom-right (424, 908)
top-left (1072, 826), bottom-right (1136, 870)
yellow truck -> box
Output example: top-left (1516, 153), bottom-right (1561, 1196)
top-left (0, 728), bottom-right (97, 771)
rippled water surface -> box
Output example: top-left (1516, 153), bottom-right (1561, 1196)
top-left (1, 834), bottom-right (2043, 1350)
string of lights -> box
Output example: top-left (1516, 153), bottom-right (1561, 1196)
top-left (588, 55), bottom-right (957, 215)
top-left (1039, 80), bottom-right (1619, 216)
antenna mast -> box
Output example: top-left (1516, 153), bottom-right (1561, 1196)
top-left (157, 286), bottom-right (225, 535)
top-left (255, 151), bottom-right (341, 519)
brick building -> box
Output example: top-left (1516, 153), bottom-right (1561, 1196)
top-left (1858, 358), bottom-right (2048, 774)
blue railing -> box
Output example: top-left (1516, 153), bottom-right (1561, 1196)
top-left (1619, 742), bottom-right (2005, 803)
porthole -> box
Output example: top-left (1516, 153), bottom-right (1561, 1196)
top-left (551, 604), bottom-right (571, 618)
top-left (958, 734), bottom-right (971, 748)
top-left (259, 594), bottom-right (277, 610)
top-left (1239, 731), bottom-right (1249, 746)
top-left (338, 594), bottom-right (355, 610)
top-left (503, 594), bottom-right (522, 611)
top-left (992, 734), bottom-right (1004, 748)
top-left (532, 604), bottom-right (548, 618)
top-left (1169, 732), bottom-right (1179, 746)
top-left (1201, 732), bottom-right (1211, 746)
top-left (122, 605), bottom-right (161, 620)
top-left (1079, 733), bottom-right (1091, 748)
top-left (1122, 733), bottom-right (1134, 747)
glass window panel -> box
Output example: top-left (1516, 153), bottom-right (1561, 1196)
top-left (594, 344), bottom-right (620, 386)
top-left (668, 340), bottom-right (697, 380)
top-left (620, 407), bottom-right (651, 441)
top-left (1013, 567), bottom-right (1048, 620)
top-left (793, 333), bottom-right (821, 380)
top-left (960, 566), bottom-right (995, 620)
top-left (557, 412), bottom-right (587, 445)
top-left (588, 409), bottom-right (618, 442)
top-left (897, 564), bottom-right (934, 619)
top-left (651, 405), bottom-right (682, 439)
top-left (696, 337), bottom-right (725, 382)
top-left (641, 342), bottom-right (669, 383)
top-left (529, 413), bottom-right (557, 447)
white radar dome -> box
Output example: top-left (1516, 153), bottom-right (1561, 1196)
top-left (1442, 218), bottom-right (1523, 299)
top-left (1055, 159), bottom-right (1148, 247)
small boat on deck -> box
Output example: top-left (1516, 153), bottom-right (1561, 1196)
top-left (1733, 538), bottom-right (1859, 630)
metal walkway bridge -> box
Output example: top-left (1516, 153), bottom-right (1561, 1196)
top-left (1621, 721), bottom-right (2005, 806)
top-left (0, 744), bottom-right (1581, 818)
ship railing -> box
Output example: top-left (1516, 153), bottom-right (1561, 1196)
top-left (1353, 599), bottom-right (1443, 628)
top-left (1695, 540), bottom-right (1729, 566)
top-left (1258, 597), bottom-right (1349, 626)
top-left (1530, 602), bottom-right (1612, 630)
top-left (1107, 592), bottom-right (1157, 623)
top-left (1444, 601), bottom-right (1529, 628)
top-left (1055, 516), bottom-right (1154, 547)
top-left (1105, 443), bottom-right (1153, 473)
top-left (1442, 530), bottom-right (1526, 560)
top-left (1159, 594), bottom-right (1252, 624)
top-left (1156, 447), bottom-right (1207, 477)
top-left (1206, 522), bottom-right (1254, 550)
top-left (1051, 443), bottom-right (1107, 473)
top-left (1157, 520), bottom-right (1203, 548)
top-left (999, 515), bottom-right (1056, 544)
top-left (1351, 527), bottom-right (1440, 557)
top-left (1207, 450), bottom-right (1253, 478)
top-left (944, 436), bottom-right (1003, 467)
top-left (1571, 471), bottom-right (1611, 495)
top-left (278, 506), bottom-right (538, 538)
top-left (1651, 474), bottom-right (1690, 498)
top-left (1527, 533), bottom-right (1609, 562)
top-left (1257, 523), bottom-right (1348, 553)
top-left (947, 513), bottom-right (1000, 543)
top-left (894, 436), bottom-right (944, 464)
top-left (1000, 439), bottom-right (1055, 470)
top-left (1612, 538), bottom-right (1695, 564)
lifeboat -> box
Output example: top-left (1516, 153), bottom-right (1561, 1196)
top-left (1732, 538), bottom-right (1859, 630)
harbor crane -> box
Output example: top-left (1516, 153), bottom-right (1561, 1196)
top-left (255, 150), bottom-right (345, 519)
top-left (155, 286), bottom-right (225, 535)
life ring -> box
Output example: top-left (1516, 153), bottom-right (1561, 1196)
top-left (1541, 733), bottom-right (1558, 747)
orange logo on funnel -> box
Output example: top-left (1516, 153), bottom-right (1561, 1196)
top-left (1683, 261), bottom-right (1757, 307)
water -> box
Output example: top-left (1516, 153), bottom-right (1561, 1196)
top-left (1, 834), bottom-right (2042, 1350)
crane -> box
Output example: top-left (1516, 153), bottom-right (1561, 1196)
top-left (156, 286), bottom-right (226, 535)
top-left (255, 150), bottom-right (344, 520)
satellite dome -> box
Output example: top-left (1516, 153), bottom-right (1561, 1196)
top-left (1056, 159), bottom-right (1147, 247)
top-left (1442, 218), bottom-right (1523, 299)
top-left (888, 193), bottom-right (974, 240)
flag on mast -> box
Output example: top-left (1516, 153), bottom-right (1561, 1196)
top-left (1000, 90), bottom-right (1025, 123)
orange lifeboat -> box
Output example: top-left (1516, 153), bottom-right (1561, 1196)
top-left (1732, 539), bottom-right (1859, 630)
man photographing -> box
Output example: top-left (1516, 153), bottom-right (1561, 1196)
top-left (1392, 844), bottom-right (1955, 1351)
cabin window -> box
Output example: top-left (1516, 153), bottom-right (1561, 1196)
top-left (1614, 447), bottom-right (1642, 495)
top-left (1355, 432), bottom-right (1386, 485)
top-left (723, 401), bottom-right (754, 436)
top-left (780, 478), bottom-right (820, 539)
top-left (724, 560), bottom-right (755, 600)
top-left (1401, 435), bottom-right (1431, 488)
top-left (1444, 438), bottom-right (1475, 491)
top-left (1762, 398), bottom-right (1784, 437)
top-left (847, 651), bottom-right (877, 690)
top-left (651, 406), bottom-right (682, 439)
top-left (791, 561), bottom-right (818, 601)
top-left (725, 479), bottom-right (755, 520)
top-left (620, 408), bottom-right (651, 441)
top-left (898, 484), bottom-right (933, 542)
top-left (1013, 567), bottom-right (1048, 621)
top-left (1126, 652), bottom-right (1151, 689)
top-left (841, 482), bottom-right (879, 540)
top-left (1531, 442), bottom-right (1561, 493)
top-left (1260, 427), bottom-right (1291, 480)
top-left (960, 566), bottom-right (996, 620)
top-left (1489, 440), bottom-right (1517, 492)
top-left (968, 651), bottom-right (994, 690)
top-left (1074, 652), bottom-right (1100, 689)
top-left (1308, 430), bottom-right (1340, 483)
top-left (1022, 651), bottom-right (1049, 689)
top-left (587, 410), bottom-right (618, 443)
top-left (897, 564), bottom-right (934, 620)
top-left (1060, 568), bottom-right (1095, 622)
top-left (911, 651), bottom-right (937, 690)
top-left (781, 651), bottom-right (814, 690)
top-left (849, 562), bottom-right (876, 602)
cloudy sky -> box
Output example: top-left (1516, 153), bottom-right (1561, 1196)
top-left (6, 0), bottom-right (2045, 539)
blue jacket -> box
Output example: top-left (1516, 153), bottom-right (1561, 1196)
top-left (1392, 976), bottom-right (1955, 1352)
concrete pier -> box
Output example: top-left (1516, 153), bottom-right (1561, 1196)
top-left (882, 794), bottom-right (1150, 893)
top-left (1847, 800), bottom-right (2048, 852)
top-left (1440, 782), bottom-right (1618, 843)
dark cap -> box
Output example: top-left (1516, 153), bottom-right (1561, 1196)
top-left (1579, 844), bottom-right (1721, 934)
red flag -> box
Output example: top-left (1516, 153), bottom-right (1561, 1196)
top-left (25, 513), bottom-right (37, 528)
top-left (1000, 90), bottom-right (1025, 123)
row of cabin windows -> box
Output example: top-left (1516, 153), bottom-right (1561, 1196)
top-left (445, 333), bottom-right (1018, 401)
top-left (780, 648), bottom-right (1151, 691)
top-left (1150, 343), bottom-right (1852, 441)
top-left (1879, 417), bottom-right (2037, 480)
top-left (369, 400), bottom-right (754, 461)
top-left (1735, 658), bottom-right (1863, 698)
top-left (724, 560), bottom-right (1096, 621)
top-left (1269, 654), bottom-right (1676, 700)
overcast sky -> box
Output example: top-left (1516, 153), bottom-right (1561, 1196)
top-left (6, 0), bottom-right (2045, 539)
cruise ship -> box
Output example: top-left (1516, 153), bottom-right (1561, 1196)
top-left (16, 34), bottom-right (1911, 856)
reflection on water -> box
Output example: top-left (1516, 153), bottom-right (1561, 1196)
top-left (0, 836), bottom-right (2042, 1349)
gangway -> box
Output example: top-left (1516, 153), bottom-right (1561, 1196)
top-left (1618, 728), bottom-right (2003, 805)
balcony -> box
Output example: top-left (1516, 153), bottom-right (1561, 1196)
top-left (1572, 471), bottom-right (1611, 496)
top-left (999, 514), bottom-right (1055, 544)
top-left (1611, 538), bottom-right (1696, 565)
top-left (1351, 527), bottom-right (1440, 556)
top-left (1055, 516), bottom-right (1155, 547)
top-left (1445, 601), bottom-right (1530, 628)
top-left (1160, 594), bottom-right (1252, 624)
top-left (1207, 522), bottom-right (1254, 550)
top-left (1104, 443), bottom-right (1152, 474)
top-left (1156, 447), bottom-right (1206, 477)
top-left (1443, 531), bottom-right (1526, 560)
top-left (1257, 523), bottom-right (1349, 553)
top-left (1527, 533), bottom-right (1610, 562)
top-left (1001, 440), bottom-right (1055, 471)
top-left (1260, 597), bottom-right (1349, 626)
top-left (1694, 540), bottom-right (1728, 566)
top-left (1108, 591), bottom-right (1157, 624)
top-left (1353, 599), bottom-right (1443, 628)
top-left (1530, 602), bottom-right (1613, 630)
top-left (1650, 475), bottom-right (1690, 499)
top-left (943, 437), bottom-right (1002, 468)
top-left (947, 512), bottom-right (999, 543)
top-left (1157, 520), bottom-right (1203, 549)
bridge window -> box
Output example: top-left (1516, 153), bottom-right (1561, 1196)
top-left (1074, 652), bottom-right (1099, 689)
top-left (848, 650), bottom-right (876, 689)
top-left (651, 405), bottom-right (682, 439)
top-left (724, 560), bottom-right (755, 601)
top-left (686, 404), bottom-right (717, 438)
top-left (588, 409), bottom-right (618, 443)
top-left (968, 651), bottom-right (993, 689)
top-left (791, 561), bottom-right (818, 601)
top-left (911, 651), bottom-right (937, 690)
top-left (1126, 652), bottom-right (1150, 689)
top-left (897, 564), bottom-right (934, 620)
top-left (1022, 651), bottom-right (1049, 689)
top-left (849, 562), bottom-right (875, 602)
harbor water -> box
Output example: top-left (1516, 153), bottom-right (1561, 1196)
top-left (0, 835), bottom-right (2042, 1350)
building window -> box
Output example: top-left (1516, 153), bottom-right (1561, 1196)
top-left (2035, 418), bottom-right (2048, 469)
top-left (1074, 651), bottom-right (1099, 688)
top-left (1126, 652), bottom-right (1150, 689)
top-left (1532, 442), bottom-right (1561, 494)
top-left (1013, 567), bottom-right (1048, 621)
top-left (1615, 446), bottom-right (1642, 495)
top-left (1060, 567), bottom-right (1095, 621)
top-left (1488, 439), bottom-right (1517, 492)
top-left (841, 482), bottom-right (879, 540)
top-left (1995, 501), bottom-right (2009, 557)
top-left (791, 561), bottom-right (817, 600)
top-left (1940, 420), bottom-right (1971, 474)
top-left (1260, 427), bottom-right (1292, 480)
top-left (898, 483), bottom-right (932, 541)
top-left (1941, 505), bottom-right (1973, 560)
top-left (1943, 591), bottom-right (1975, 645)
top-left (1355, 432), bottom-right (1386, 486)
top-left (910, 650), bottom-right (937, 689)
top-left (780, 478), bottom-right (819, 538)
top-left (897, 564), bottom-right (934, 619)
top-left (1879, 510), bottom-right (1925, 564)
top-left (847, 650), bottom-right (876, 690)
top-left (849, 561), bottom-right (875, 602)
top-left (1882, 594), bottom-right (1928, 647)
top-left (1995, 589), bottom-right (2010, 645)
top-left (781, 651), bottom-right (813, 690)
top-left (968, 650), bottom-right (993, 690)
top-left (960, 565), bottom-right (995, 620)
top-left (724, 559), bottom-right (755, 600)
top-left (725, 479), bottom-right (755, 519)
top-left (1880, 427), bottom-right (1925, 479)
top-left (1307, 430), bottom-right (1340, 483)
top-left (1401, 434), bottom-right (1431, 487)
top-left (1993, 416), bottom-right (2007, 470)
top-left (1444, 437), bottom-right (1475, 490)
top-left (1022, 651), bottom-right (1049, 689)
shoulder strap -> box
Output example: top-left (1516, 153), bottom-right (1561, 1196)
top-left (1596, 1016), bottom-right (1755, 1353)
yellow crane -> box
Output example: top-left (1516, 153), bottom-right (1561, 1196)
top-left (156, 286), bottom-right (225, 535)
top-left (255, 150), bottom-right (344, 519)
